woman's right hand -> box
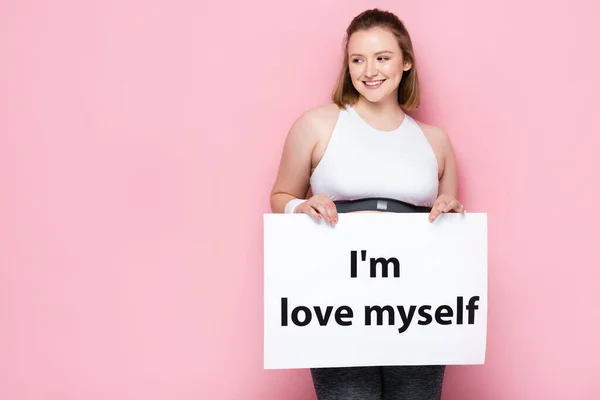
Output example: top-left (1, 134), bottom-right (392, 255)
top-left (295, 194), bottom-right (338, 226)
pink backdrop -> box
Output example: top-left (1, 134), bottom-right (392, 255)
top-left (2, 0), bottom-right (599, 398)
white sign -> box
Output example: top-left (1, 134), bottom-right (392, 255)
top-left (263, 212), bottom-right (487, 370)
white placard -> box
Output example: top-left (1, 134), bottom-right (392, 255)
top-left (263, 212), bottom-right (487, 370)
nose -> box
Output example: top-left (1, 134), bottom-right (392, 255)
top-left (365, 60), bottom-right (378, 78)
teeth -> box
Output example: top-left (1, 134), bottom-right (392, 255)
top-left (365, 80), bottom-right (383, 86)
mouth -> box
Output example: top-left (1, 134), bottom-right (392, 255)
top-left (363, 79), bottom-right (385, 89)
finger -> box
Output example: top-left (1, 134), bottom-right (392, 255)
top-left (428, 201), bottom-right (440, 222)
top-left (436, 201), bottom-right (447, 212)
top-left (329, 203), bottom-right (339, 224)
top-left (319, 201), bottom-right (338, 226)
top-left (448, 201), bottom-right (465, 213)
top-left (306, 206), bottom-right (322, 222)
top-left (315, 202), bottom-right (330, 220)
top-left (312, 203), bottom-right (330, 223)
top-left (324, 202), bottom-right (339, 225)
top-left (429, 208), bottom-right (440, 222)
top-left (443, 200), bottom-right (457, 213)
top-left (322, 203), bottom-right (335, 224)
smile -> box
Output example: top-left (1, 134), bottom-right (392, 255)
top-left (363, 80), bottom-right (385, 89)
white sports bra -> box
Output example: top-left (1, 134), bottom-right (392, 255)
top-left (309, 105), bottom-right (439, 208)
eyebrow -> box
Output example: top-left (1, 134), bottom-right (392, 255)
top-left (350, 50), bottom-right (394, 57)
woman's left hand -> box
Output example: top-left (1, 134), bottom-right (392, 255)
top-left (429, 194), bottom-right (465, 222)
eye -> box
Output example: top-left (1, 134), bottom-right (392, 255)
top-left (378, 56), bottom-right (389, 61)
top-left (351, 58), bottom-right (363, 63)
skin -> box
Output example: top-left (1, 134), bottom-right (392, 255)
top-left (270, 26), bottom-right (465, 226)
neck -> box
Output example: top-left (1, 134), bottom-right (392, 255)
top-left (355, 93), bottom-right (404, 118)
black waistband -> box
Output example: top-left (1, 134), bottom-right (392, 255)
top-left (333, 197), bottom-right (431, 214)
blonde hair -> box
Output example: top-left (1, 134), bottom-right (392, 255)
top-left (332, 8), bottom-right (420, 110)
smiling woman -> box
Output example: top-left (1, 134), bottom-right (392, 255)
top-left (269, 8), bottom-right (465, 400)
top-left (343, 28), bottom-right (415, 111)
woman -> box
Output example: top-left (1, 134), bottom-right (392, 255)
top-left (269, 8), bottom-right (465, 400)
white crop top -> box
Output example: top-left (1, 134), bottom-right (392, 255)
top-left (308, 105), bottom-right (439, 208)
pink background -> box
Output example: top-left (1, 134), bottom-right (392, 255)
top-left (2, 0), bottom-right (599, 399)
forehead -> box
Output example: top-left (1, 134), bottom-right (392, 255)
top-left (347, 27), bottom-right (400, 54)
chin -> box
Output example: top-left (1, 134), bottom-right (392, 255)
top-left (358, 91), bottom-right (388, 104)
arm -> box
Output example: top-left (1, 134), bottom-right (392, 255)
top-left (437, 129), bottom-right (459, 199)
top-left (270, 112), bottom-right (319, 214)
top-left (429, 128), bottom-right (465, 222)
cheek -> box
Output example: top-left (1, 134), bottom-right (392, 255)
top-left (348, 64), bottom-right (361, 80)
top-left (381, 61), bottom-right (404, 77)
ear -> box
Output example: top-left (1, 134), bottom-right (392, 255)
top-left (403, 61), bottom-right (412, 71)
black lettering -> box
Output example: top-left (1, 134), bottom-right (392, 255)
top-left (365, 305), bottom-right (395, 326)
top-left (335, 306), bottom-right (353, 326)
top-left (396, 305), bottom-right (416, 333)
top-left (417, 305), bottom-right (432, 325)
top-left (457, 296), bottom-right (463, 324)
top-left (435, 305), bottom-right (453, 325)
top-left (314, 306), bottom-right (333, 326)
top-left (370, 257), bottom-right (400, 278)
top-left (350, 250), bottom-right (358, 278)
top-left (281, 297), bottom-right (288, 326)
top-left (291, 306), bottom-right (312, 326)
top-left (467, 296), bottom-right (479, 324)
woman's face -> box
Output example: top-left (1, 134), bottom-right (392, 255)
top-left (347, 27), bottom-right (411, 104)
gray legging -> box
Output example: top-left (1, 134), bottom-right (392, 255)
top-left (310, 365), bottom-right (446, 400)
top-left (309, 198), bottom-right (446, 400)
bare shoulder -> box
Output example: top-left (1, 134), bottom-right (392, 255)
top-left (289, 103), bottom-right (341, 140)
top-left (414, 118), bottom-right (451, 148)
top-left (304, 103), bottom-right (341, 120)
